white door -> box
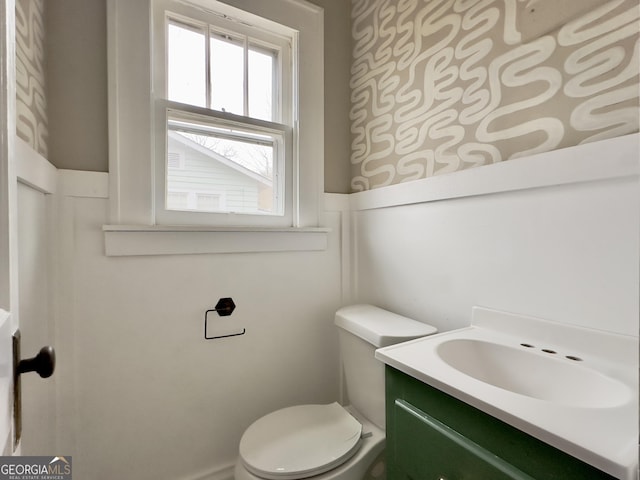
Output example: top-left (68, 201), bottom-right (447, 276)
top-left (0, 0), bottom-right (19, 456)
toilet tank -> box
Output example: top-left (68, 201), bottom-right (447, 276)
top-left (334, 305), bottom-right (437, 429)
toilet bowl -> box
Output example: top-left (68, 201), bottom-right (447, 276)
top-left (234, 305), bottom-right (437, 480)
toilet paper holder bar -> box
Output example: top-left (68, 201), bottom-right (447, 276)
top-left (204, 297), bottom-right (246, 340)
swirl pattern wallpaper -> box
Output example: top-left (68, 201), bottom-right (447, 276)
top-left (16, 0), bottom-right (48, 158)
top-left (350, 0), bottom-right (639, 191)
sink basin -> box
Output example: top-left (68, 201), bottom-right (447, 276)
top-left (436, 338), bottom-right (631, 408)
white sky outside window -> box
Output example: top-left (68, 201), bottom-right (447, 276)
top-left (248, 48), bottom-right (273, 121)
top-left (168, 23), bottom-right (206, 107)
top-left (210, 35), bottom-right (244, 115)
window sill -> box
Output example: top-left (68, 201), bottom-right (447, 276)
top-left (102, 225), bottom-right (330, 256)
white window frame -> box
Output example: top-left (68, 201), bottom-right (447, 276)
top-left (106, 0), bottom-right (324, 250)
top-left (155, 2), bottom-right (294, 226)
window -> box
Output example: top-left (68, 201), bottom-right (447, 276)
top-left (154, 0), bottom-right (295, 225)
top-left (107, 0), bottom-right (323, 233)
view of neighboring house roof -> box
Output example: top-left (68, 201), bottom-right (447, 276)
top-left (168, 131), bottom-right (273, 187)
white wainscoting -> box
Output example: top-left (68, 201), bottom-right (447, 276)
top-left (350, 134), bottom-right (639, 337)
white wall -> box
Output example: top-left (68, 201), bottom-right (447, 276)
top-left (17, 181), bottom-right (56, 455)
top-left (352, 135), bottom-right (639, 337)
top-left (52, 174), bottom-right (347, 479)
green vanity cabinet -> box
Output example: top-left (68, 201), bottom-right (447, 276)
top-left (385, 366), bottom-right (617, 480)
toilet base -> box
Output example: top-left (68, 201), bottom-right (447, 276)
top-left (234, 407), bottom-right (385, 480)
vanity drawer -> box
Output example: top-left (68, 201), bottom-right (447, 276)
top-left (393, 398), bottom-right (532, 480)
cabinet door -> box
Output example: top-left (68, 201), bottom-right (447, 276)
top-left (393, 399), bottom-right (535, 480)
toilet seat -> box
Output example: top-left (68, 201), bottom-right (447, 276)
top-left (239, 402), bottom-right (363, 480)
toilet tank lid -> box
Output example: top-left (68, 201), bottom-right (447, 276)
top-left (335, 304), bottom-right (437, 347)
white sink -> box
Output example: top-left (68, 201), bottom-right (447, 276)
top-left (436, 338), bottom-right (632, 408)
top-left (375, 307), bottom-right (638, 480)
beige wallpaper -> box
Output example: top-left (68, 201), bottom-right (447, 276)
top-left (350, 0), bottom-right (640, 191)
top-left (16, 0), bottom-right (48, 158)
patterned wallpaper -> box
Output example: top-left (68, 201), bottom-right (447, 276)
top-left (350, 0), bottom-right (640, 191)
top-left (16, 0), bottom-right (48, 158)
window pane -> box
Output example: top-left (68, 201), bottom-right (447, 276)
top-left (210, 35), bottom-right (244, 115)
top-left (166, 117), bottom-right (278, 215)
top-left (168, 23), bottom-right (206, 107)
top-left (248, 47), bottom-right (274, 121)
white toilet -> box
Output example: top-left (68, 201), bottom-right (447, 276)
top-left (234, 304), bottom-right (437, 480)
